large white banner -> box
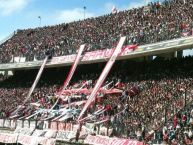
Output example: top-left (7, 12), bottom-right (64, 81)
top-left (84, 135), bottom-right (145, 145)
top-left (59, 44), bottom-right (85, 94)
top-left (51, 45), bottom-right (85, 110)
top-left (50, 44), bottom-right (137, 65)
top-left (0, 133), bottom-right (17, 144)
top-left (13, 56), bottom-right (48, 114)
top-left (17, 135), bottom-right (56, 145)
top-left (24, 56), bottom-right (48, 104)
top-left (78, 37), bottom-right (126, 121)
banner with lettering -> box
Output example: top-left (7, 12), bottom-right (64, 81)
top-left (0, 133), bottom-right (17, 144)
top-left (84, 135), bottom-right (145, 145)
top-left (78, 37), bottom-right (126, 121)
top-left (56, 131), bottom-right (76, 141)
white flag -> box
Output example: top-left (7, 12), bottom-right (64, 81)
top-left (112, 6), bottom-right (118, 14)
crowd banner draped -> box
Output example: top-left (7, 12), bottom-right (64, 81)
top-left (60, 88), bottom-right (122, 95)
top-left (13, 56), bottom-right (48, 115)
top-left (60, 44), bottom-right (85, 95)
top-left (61, 80), bottom-right (89, 96)
top-left (78, 36), bottom-right (126, 121)
top-left (78, 108), bottom-right (106, 122)
top-left (84, 135), bottom-right (145, 145)
top-left (26, 110), bottom-right (40, 120)
top-left (51, 44), bottom-right (85, 110)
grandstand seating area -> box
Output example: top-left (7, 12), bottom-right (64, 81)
top-left (0, 57), bottom-right (193, 144)
top-left (150, 104), bottom-right (193, 144)
top-left (0, 0), bottom-right (193, 144)
top-left (0, 0), bottom-right (193, 63)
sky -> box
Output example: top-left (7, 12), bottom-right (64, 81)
top-left (0, 0), bottom-right (157, 41)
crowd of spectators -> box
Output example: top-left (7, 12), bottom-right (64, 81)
top-left (0, 0), bottom-right (193, 63)
top-left (150, 104), bottom-right (193, 144)
top-left (0, 0), bottom-right (193, 144)
top-left (0, 56), bottom-right (193, 144)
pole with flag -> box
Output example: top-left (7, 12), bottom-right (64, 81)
top-left (83, 6), bottom-right (86, 19)
top-left (38, 16), bottom-right (41, 27)
top-left (77, 36), bottom-right (126, 121)
top-left (112, 6), bottom-right (118, 14)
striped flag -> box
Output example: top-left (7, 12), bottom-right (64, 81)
top-left (78, 37), bottom-right (126, 121)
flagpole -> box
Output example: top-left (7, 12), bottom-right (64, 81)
top-left (83, 6), bottom-right (86, 19)
top-left (38, 16), bottom-right (41, 27)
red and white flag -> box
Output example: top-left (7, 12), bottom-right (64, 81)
top-left (112, 6), bottom-right (118, 14)
top-left (78, 37), bottom-right (126, 121)
top-left (59, 44), bottom-right (85, 95)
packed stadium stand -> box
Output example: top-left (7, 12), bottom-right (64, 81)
top-left (0, 0), bottom-right (193, 145)
top-left (0, 57), bottom-right (193, 144)
top-left (0, 0), bottom-right (193, 63)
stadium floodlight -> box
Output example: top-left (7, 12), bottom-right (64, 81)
top-left (38, 16), bottom-right (41, 27)
top-left (83, 6), bottom-right (86, 19)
